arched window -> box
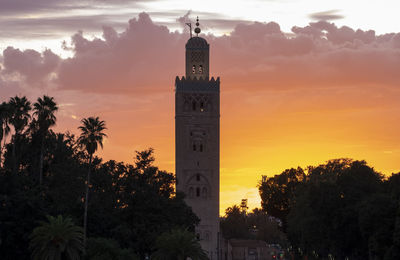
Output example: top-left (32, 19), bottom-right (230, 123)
top-left (199, 65), bottom-right (203, 73)
top-left (200, 102), bottom-right (204, 112)
top-left (200, 144), bottom-right (203, 152)
top-left (189, 187), bottom-right (194, 198)
top-left (196, 187), bottom-right (201, 197)
top-left (192, 65), bottom-right (196, 74)
top-left (196, 174), bottom-right (200, 181)
top-left (193, 144), bottom-right (196, 151)
top-left (202, 187), bottom-right (207, 198)
top-left (192, 101), bottom-right (196, 111)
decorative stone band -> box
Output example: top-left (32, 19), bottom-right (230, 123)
top-left (175, 76), bottom-right (220, 92)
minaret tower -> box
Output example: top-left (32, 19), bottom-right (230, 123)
top-left (175, 17), bottom-right (220, 259)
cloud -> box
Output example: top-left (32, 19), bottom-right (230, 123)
top-left (0, 0), bottom-right (145, 15)
top-left (309, 10), bottom-right (345, 21)
top-left (0, 14), bottom-right (127, 39)
top-left (56, 13), bottom-right (186, 93)
top-left (176, 10), bottom-right (192, 28)
top-left (0, 0), bottom-right (155, 43)
top-left (2, 13), bottom-right (400, 96)
top-left (2, 47), bottom-right (60, 86)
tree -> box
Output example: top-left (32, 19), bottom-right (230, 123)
top-left (0, 168), bottom-right (44, 259)
top-left (1, 96), bottom-right (199, 258)
top-left (258, 167), bottom-right (305, 231)
top-left (115, 149), bottom-right (199, 257)
top-left (86, 237), bottom-right (139, 260)
top-left (286, 159), bottom-right (384, 259)
top-left (29, 215), bottom-right (84, 260)
top-left (33, 95), bottom-right (58, 186)
top-left (77, 116), bottom-right (107, 248)
top-left (220, 205), bottom-right (248, 239)
top-left (152, 228), bottom-right (208, 260)
top-left (247, 208), bottom-right (288, 246)
top-left (8, 96), bottom-right (31, 173)
top-left (358, 194), bottom-right (397, 259)
top-left (0, 101), bottom-right (11, 166)
top-left (220, 206), bottom-right (287, 246)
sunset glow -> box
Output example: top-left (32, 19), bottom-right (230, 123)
top-left (1, 1), bottom-right (400, 214)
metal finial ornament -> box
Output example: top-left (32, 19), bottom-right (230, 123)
top-left (185, 22), bottom-right (192, 38)
top-left (194, 16), bottom-right (201, 36)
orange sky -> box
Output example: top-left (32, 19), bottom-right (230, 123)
top-left (1, 13), bottom-right (400, 214)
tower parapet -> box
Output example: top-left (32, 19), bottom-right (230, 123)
top-left (175, 76), bottom-right (220, 92)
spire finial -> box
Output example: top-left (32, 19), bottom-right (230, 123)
top-left (194, 16), bottom-right (201, 36)
top-left (185, 22), bottom-right (192, 38)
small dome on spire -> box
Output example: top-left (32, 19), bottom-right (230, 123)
top-left (186, 36), bottom-right (208, 49)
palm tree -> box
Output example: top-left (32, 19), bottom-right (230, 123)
top-left (33, 95), bottom-right (58, 186)
top-left (77, 116), bottom-right (107, 248)
top-left (8, 96), bottom-right (31, 173)
top-left (152, 228), bottom-right (208, 260)
top-left (0, 101), bottom-right (11, 167)
top-left (30, 215), bottom-right (84, 260)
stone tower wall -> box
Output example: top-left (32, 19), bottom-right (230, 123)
top-left (175, 52), bottom-right (220, 259)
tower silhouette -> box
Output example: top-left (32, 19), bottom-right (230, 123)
top-left (175, 18), bottom-right (220, 259)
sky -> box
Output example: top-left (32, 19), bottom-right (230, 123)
top-left (1, 0), bottom-right (400, 214)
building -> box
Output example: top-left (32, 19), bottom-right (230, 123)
top-left (175, 18), bottom-right (220, 259)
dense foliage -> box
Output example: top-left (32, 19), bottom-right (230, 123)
top-left (259, 158), bottom-right (400, 260)
top-left (152, 228), bottom-right (208, 260)
top-left (220, 205), bottom-right (288, 246)
top-left (0, 95), bottom-right (199, 259)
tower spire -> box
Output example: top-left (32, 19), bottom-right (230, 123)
top-left (194, 16), bottom-right (201, 36)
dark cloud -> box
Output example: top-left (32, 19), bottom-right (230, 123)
top-left (0, 0), bottom-right (91, 15)
top-left (0, 0), bottom-right (153, 39)
top-left (292, 21), bottom-right (377, 45)
top-left (0, 0), bottom-right (147, 15)
top-left (0, 14), bottom-right (128, 39)
top-left (309, 10), bottom-right (345, 21)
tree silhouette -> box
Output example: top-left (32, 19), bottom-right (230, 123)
top-left (33, 95), bottom-right (58, 186)
top-left (285, 159), bottom-right (385, 259)
top-left (86, 237), bottom-right (139, 260)
top-left (8, 96), bottom-right (31, 173)
top-left (220, 205), bottom-right (248, 239)
top-left (258, 167), bottom-right (305, 231)
top-left (29, 215), bottom-right (84, 260)
top-left (77, 116), bottom-right (107, 249)
top-left (152, 228), bottom-right (208, 260)
top-left (0, 96), bottom-right (198, 259)
top-left (0, 101), bottom-right (11, 167)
